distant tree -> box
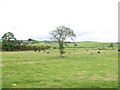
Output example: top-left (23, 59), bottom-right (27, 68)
top-left (28, 38), bottom-right (38, 44)
top-left (2, 32), bottom-right (17, 51)
top-left (28, 38), bottom-right (34, 41)
top-left (109, 43), bottom-right (113, 47)
top-left (28, 38), bottom-right (34, 44)
top-left (50, 26), bottom-right (76, 57)
top-left (74, 43), bottom-right (77, 46)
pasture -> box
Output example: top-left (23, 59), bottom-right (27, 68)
top-left (2, 47), bottom-right (118, 88)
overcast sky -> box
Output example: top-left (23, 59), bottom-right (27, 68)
top-left (0, 0), bottom-right (119, 42)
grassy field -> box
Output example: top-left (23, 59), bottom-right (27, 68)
top-left (2, 48), bottom-right (118, 88)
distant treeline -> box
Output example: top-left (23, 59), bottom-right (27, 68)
top-left (0, 41), bottom-right (118, 51)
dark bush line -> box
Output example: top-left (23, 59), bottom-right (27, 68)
top-left (1, 44), bottom-right (116, 51)
top-left (2, 45), bottom-right (51, 51)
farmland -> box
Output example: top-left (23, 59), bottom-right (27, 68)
top-left (2, 42), bottom-right (118, 88)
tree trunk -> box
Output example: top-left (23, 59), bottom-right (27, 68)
top-left (59, 41), bottom-right (64, 57)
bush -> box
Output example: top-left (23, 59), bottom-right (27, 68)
top-left (2, 44), bottom-right (51, 51)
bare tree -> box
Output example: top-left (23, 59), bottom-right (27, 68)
top-left (50, 26), bottom-right (76, 57)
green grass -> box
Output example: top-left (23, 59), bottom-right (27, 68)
top-left (2, 48), bottom-right (118, 88)
top-left (66, 42), bottom-right (118, 49)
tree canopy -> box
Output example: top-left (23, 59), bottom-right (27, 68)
top-left (2, 32), bottom-right (16, 41)
top-left (50, 26), bottom-right (76, 57)
top-left (2, 32), bottom-right (17, 51)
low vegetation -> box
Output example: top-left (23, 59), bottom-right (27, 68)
top-left (2, 47), bottom-right (118, 88)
